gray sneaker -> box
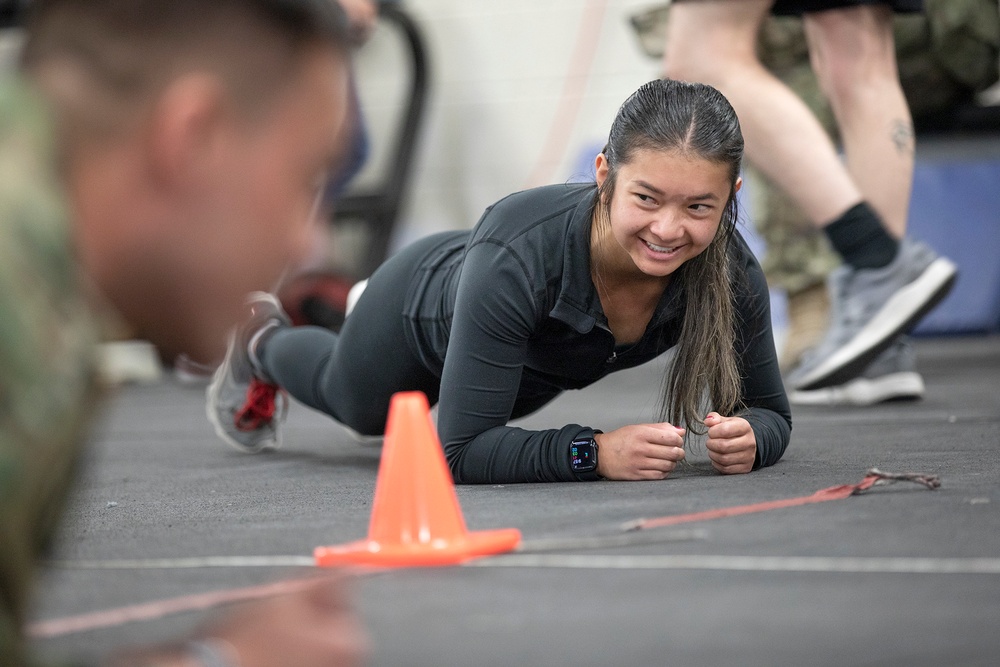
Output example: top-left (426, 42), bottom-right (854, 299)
top-left (787, 238), bottom-right (956, 391)
top-left (206, 292), bottom-right (291, 453)
top-left (789, 337), bottom-right (925, 406)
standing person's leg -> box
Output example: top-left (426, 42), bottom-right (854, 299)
top-left (664, 0), bottom-right (955, 390)
top-left (663, 0), bottom-right (865, 227)
top-left (804, 4), bottom-right (913, 237)
top-left (781, 1), bottom-right (953, 391)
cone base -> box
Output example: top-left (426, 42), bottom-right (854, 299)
top-left (314, 528), bottom-right (521, 568)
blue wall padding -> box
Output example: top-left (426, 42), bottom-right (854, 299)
top-left (908, 157), bottom-right (1000, 334)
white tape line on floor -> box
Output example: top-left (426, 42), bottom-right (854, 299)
top-left (46, 553), bottom-right (1000, 575)
top-left (45, 556), bottom-right (316, 569)
top-left (467, 554), bottom-right (1000, 574)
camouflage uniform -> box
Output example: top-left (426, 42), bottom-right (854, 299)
top-left (0, 76), bottom-right (103, 666)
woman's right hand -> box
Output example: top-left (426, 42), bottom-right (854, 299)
top-left (594, 423), bottom-right (686, 480)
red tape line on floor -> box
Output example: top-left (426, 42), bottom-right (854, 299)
top-left (624, 469), bottom-right (941, 532)
top-left (27, 576), bottom-right (320, 639)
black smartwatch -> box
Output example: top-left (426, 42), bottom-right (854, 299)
top-left (570, 437), bottom-right (599, 474)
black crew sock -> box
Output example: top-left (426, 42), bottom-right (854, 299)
top-left (822, 201), bottom-right (899, 270)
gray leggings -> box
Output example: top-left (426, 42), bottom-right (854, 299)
top-left (258, 236), bottom-right (444, 435)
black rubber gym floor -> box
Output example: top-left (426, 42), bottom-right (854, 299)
top-left (28, 335), bottom-right (1000, 666)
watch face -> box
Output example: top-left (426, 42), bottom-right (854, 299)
top-left (571, 439), bottom-right (597, 472)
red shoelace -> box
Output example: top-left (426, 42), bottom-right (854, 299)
top-left (235, 378), bottom-right (280, 432)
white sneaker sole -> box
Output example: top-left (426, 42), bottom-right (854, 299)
top-left (790, 371), bottom-right (925, 406)
top-left (791, 257), bottom-right (957, 391)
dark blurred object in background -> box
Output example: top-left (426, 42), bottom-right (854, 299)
top-left (0, 0), bottom-right (26, 29)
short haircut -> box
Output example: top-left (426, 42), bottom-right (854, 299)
top-left (20, 0), bottom-right (352, 138)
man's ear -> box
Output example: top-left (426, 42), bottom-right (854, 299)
top-left (145, 74), bottom-right (229, 190)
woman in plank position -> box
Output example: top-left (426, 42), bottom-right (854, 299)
top-left (208, 78), bottom-right (792, 483)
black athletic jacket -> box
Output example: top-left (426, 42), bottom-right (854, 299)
top-left (401, 183), bottom-right (791, 483)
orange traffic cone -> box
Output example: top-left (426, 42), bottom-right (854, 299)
top-left (314, 391), bottom-right (521, 567)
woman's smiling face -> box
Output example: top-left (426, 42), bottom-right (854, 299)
top-left (596, 148), bottom-right (740, 279)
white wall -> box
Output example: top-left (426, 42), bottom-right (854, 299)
top-left (350, 0), bottom-right (662, 249)
top-left (0, 30), bottom-right (21, 70)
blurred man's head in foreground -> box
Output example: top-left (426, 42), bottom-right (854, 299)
top-left (20, 0), bottom-right (354, 362)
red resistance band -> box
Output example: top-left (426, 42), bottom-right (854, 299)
top-left (626, 468), bottom-right (940, 532)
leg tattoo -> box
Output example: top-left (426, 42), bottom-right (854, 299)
top-left (890, 119), bottom-right (915, 155)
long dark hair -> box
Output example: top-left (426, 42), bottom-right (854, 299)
top-left (595, 78), bottom-right (744, 434)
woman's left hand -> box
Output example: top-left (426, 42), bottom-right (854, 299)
top-left (703, 412), bottom-right (756, 474)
